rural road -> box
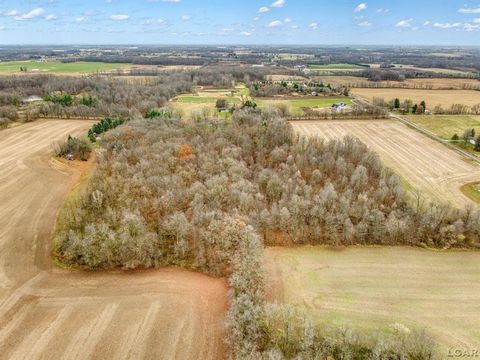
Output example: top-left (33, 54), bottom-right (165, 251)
top-left (0, 120), bottom-right (227, 360)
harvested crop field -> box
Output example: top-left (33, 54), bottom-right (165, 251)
top-left (315, 77), bottom-right (480, 90)
top-left (292, 120), bottom-right (480, 207)
top-left (0, 120), bottom-right (228, 359)
top-left (266, 246), bottom-right (480, 355)
top-left (351, 88), bottom-right (480, 108)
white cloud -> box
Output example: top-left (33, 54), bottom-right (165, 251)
top-left (376, 8), bottom-right (389, 13)
top-left (110, 14), bottom-right (130, 20)
top-left (15, 8), bottom-right (45, 21)
top-left (354, 3), bottom-right (368, 12)
top-left (284, 18), bottom-right (292, 23)
top-left (433, 22), bottom-right (461, 29)
top-left (181, 15), bottom-right (191, 21)
top-left (45, 14), bottom-right (58, 21)
top-left (267, 20), bottom-right (282, 27)
top-left (309, 22), bottom-right (318, 30)
top-left (76, 16), bottom-right (88, 23)
top-left (5, 9), bottom-right (18, 16)
top-left (464, 23), bottom-right (480, 31)
top-left (271, 0), bottom-right (285, 8)
top-left (240, 31), bottom-right (252, 36)
top-left (143, 18), bottom-right (165, 25)
top-left (423, 21), bottom-right (430, 26)
top-left (458, 7), bottom-right (480, 14)
top-left (0, 26), bottom-right (5, 31)
top-left (257, 6), bottom-right (269, 14)
top-left (291, 25), bottom-right (299, 29)
top-left (358, 21), bottom-right (372, 27)
top-left (396, 18), bottom-right (413, 28)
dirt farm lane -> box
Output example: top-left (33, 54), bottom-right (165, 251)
top-left (0, 120), bottom-right (228, 360)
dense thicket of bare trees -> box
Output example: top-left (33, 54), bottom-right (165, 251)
top-left (0, 74), bottom-right (193, 120)
top-left (56, 109), bottom-right (479, 266)
top-left (55, 110), bottom-right (476, 358)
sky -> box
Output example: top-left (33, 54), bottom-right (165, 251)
top-left (0, 0), bottom-right (479, 45)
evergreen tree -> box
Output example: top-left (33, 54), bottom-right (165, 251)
top-left (394, 98), bottom-right (400, 109)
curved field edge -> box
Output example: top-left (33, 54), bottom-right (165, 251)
top-left (51, 155), bottom-right (97, 269)
top-left (49, 149), bottom-right (230, 360)
top-left (460, 182), bottom-right (480, 204)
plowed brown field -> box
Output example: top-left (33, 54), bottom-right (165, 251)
top-left (292, 120), bottom-right (480, 207)
top-left (0, 120), bottom-right (228, 360)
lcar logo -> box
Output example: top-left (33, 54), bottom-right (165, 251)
top-left (448, 348), bottom-right (480, 358)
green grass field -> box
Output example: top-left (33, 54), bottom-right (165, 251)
top-left (170, 84), bottom-right (249, 118)
top-left (176, 96), bottom-right (241, 104)
top-left (0, 61), bottom-right (130, 74)
top-left (461, 182), bottom-right (480, 203)
top-left (308, 63), bottom-right (366, 70)
top-left (257, 97), bottom-right (352, 115)
top-left (406, 115), bottom-right (480, 139)
top-left (266, 246), bottom-right (480, 355)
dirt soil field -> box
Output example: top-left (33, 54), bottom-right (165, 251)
top-left (292, 120), bottom-right (480, 207)
top-left (351, 88), bottom-right (480, 108)
top-left (0, 120), bottom-right (228, 359)
top-left (266, 246), bottom-right (480, 355)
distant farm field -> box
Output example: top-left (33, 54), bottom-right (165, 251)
top-left (170, 84), bottom-right (249, 118)
top-left (176, 96), bottom-right (241, 104)
top-left (405, 115), bottom-right (480, 139)
top-left (395, 78), bottom-right (480, 90)
top-left (351, 88), bottom-right (480, 108)
top-left (309, 64), bottom-right (366, 70)
top-left (292, 120), bottom-right (480, 207)
top-left (0, 61), bottom-right (130, 74)
top-left (266, 246), bottom-right (480, 355)
top-left (265, 74), bottom-right (308, 82)
top-left (257, 97), bottom-right (352, 115)
top-left (313, 77), bottom-right (480, 90)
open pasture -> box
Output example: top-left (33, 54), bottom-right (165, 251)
top-left (292, 120), bottom-right (480, 207)
top-left (171, 84), bottom-right (249, 117)
top-left (0, 61), bottom-right (130, 74)
top-left (351, 88), bottom-right (480, 108)
top-left (405, 115), bottom-right (480, 139)
top-left (258, 97), bottom-right (352, 115)
top-left (175, 96), bottom-right (241, 104)
top-left (266, 246), bottom-right (480, 355)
